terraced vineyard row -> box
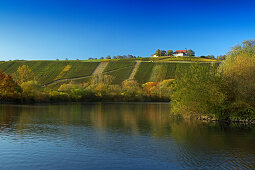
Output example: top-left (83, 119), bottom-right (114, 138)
top-left (103, 61), bottom-right (136, 84)
top-left (134, 62), bottom-right (214, 84)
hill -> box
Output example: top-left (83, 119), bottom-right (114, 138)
top-left (0, 58), bottom-right (220, 86)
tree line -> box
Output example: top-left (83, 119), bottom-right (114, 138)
top-left (154, 49), bottom-right (195, 56)
top-left (88, 54), bottom-right (139, 60)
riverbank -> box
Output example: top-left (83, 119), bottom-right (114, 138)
top-left (0, 95), bottom-right (170, 104)
top-left (197, 115), bottom-right (255, 125)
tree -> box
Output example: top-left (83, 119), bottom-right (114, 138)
top-left (106, 56), bottom-right (111, 59)
top-left (122, 80), bottom-right (141, 97)
top-left (89, 74), bottom-right (114, 96)
top-left (161, 50), bottom-right (167, 56)
top-left (100, 57), bottom-right (104, 59)
top-left (13, 65), bottom-right (35, 85)
top-left (171, 64), bottom-right (226, 118)
top-left (154, 49), bottom-right (160, 56)
top-left (187, 49), bottom-right (195, 56)
top-left (207, 55), bottom-right (215, 59)
top-left (217, 55), bottom-right (226, 60)
top-left (21, 80), bottom-right (41, 96)
top-left (128, 55), bottom-right (135, 58)
top-left (219, 40), bottom-right (255, 107)
top-left (0, 70), bottom-right (21, 97)
top-left (167, 50), bottom-right (173, 56)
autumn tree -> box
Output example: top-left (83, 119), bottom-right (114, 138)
top-left (13, 65), bottom-right (35, 85)
top-left (167, 50), bottom-right (173, 56)
top-left (0, 70), bottom-right (21, 97)
top-left (122, 80), bottom-right (141, 97)
top-left (89, 74), bottom-right (114, 96)
top-left (154, 49), bottom-right (160, 56)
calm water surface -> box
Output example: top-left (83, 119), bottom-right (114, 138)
top-left (0, 103), bottom-right (254, 169)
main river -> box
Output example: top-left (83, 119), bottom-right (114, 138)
top-left (0, 103), bottom-right (254, 169)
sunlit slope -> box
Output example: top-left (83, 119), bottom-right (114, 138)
top-left (0, 60), bottom-right (219, 85)
top-left (0, 61), bottom-right (99, 85)
top-left (134, 62), bottom-right (216, 84)
top-left (103, 61), bottom-right (136, 84)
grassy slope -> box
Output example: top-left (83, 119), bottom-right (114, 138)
top-left (0, 59), bottom-right (219, 86)
top-left (0, 61), bottom-right (99, 85)
top-left (134, 62), bottom-right (215, 84)
top-left (103, 61), bottom-right (136, 84)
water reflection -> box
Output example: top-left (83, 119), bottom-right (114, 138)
top-left (0, 103), bottom-right (254, 169)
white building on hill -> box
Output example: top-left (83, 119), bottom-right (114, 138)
top-left (173, 49), bottom-right (187, 56)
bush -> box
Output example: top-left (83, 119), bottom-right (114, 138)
top-left (171, 64), bottom-right (226, 118)
top-left (122, 80), bottom-right (142, 97)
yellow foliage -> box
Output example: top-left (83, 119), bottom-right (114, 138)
top-left (13, 65), bottom-right (35, 85)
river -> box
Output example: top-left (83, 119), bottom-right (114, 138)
top-left (0, 103), bottom-right (254, 169)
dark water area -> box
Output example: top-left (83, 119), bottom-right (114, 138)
top-left (0, 103), bottom-right (254, 169)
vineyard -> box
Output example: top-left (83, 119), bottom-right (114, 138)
top-left (0, 60), bottom-right (219, 86)
top-left (0, 61), bottom-right (99, 85)
top-left (103, 61), bottom-right (136, 84)
top-left (134, 62), bottom-right (215, 84)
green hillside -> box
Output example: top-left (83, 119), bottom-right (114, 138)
top-left (0, 59), bottom-right (219, 86)
top-left (134, 62), bottom-right (215, 84)
top-left (0, 61), bottom-right (99, 85)
top-left (103, 61), bottom-right (136, 84)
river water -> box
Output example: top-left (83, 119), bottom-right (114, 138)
top-left (0, 103), bottom-right (254, 169)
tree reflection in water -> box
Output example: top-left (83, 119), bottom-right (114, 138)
top-left (0, 103), bottom-right (254, 169)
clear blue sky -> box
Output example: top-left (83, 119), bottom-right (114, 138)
top-left (0, 0), bottom-right (255, 60)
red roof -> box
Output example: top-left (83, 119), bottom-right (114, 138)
top-left (175, 49), bottom-right (187, 53)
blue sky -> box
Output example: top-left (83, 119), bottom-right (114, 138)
top-left (0, 0), bottom-right (255, 60)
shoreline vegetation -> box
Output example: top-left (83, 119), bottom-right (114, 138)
top-left (0, 40), bottom-right (254, 123)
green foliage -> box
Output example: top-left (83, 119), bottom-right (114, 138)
top-left (154, 49), bottom-right (160, 56)
top-left (171, 40), bottom-right (255, 121)
top-left (154, 49), bottom-right (173, 57)
top-left (89, 74), bottom-right (114, 96)
top-left (228, 102), bottom-right (255, 120)
top-left (219, 40), bottom-right (255, 117)
top-left (21, 81), bottom-right (40, 94)
top-left (167, 50), bottom-right (173, 56)
top-left (171, 64), bottom-right (226, 118)
top-left (122, 80), bottom-right (142, 97)
top-left (187, 49), bottom-right (195, 56)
